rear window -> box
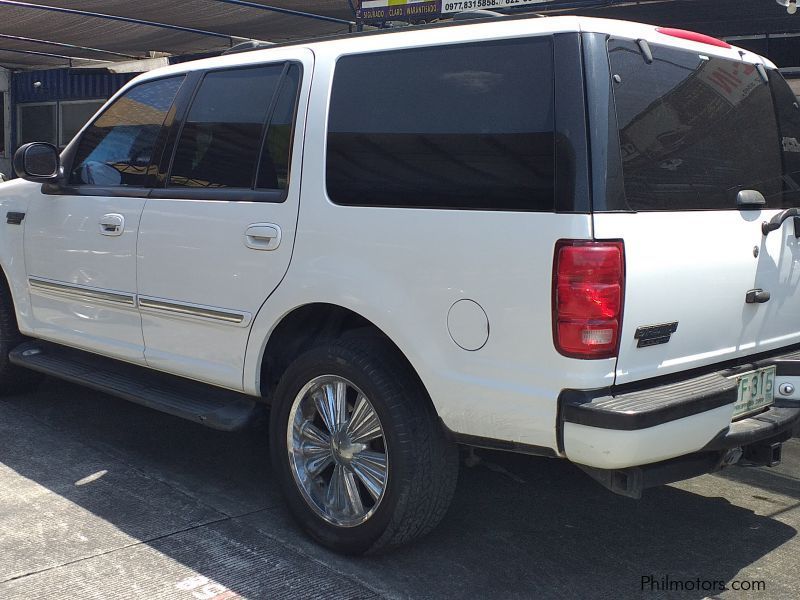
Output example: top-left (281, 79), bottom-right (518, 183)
top-left (326, 37), bottom-right (555, 211)
top-left (609, 39), bottom-right (800, 211)
top-left (168, 63), bottom-right (300, 192)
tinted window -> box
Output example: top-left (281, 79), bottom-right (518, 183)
top-left (327, 37), bottom-right (555, 210)
top-left (70, 77), bottom-right (184, 186)
top-left (257, 65), bottom-right (300, 190)
top-left (169, 65), bottom-right (284, 189)
top-left (609, 40), bottom-right (788, 210)
top-left (0, 94), bottom-right (5, 156)
top-left (769, 71), bottom-right (800, 207)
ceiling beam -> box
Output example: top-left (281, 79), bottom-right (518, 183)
top-left (0, 1), bottom-right (241, 44)
top-left (0, 33), bottom-right (139, 59)
top-left (0, 46), bottom-right (109, 65)
top-left (211, 0), bottom-right (355, 28)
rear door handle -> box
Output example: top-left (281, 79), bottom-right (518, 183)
top-left (746, 288), bottom-right (771, 304)
top-left (244, 223), bottom-right (281, 251)
top-left (99, 214), bottom-right (124, 236)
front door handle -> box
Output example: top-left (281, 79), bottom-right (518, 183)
top-left (244, 223), bottom-right (281, 251)
top-left (99, 214), bottom-right (124, 236)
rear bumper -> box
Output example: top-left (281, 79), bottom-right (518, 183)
top-left (559, 347), bottom-right (800, 470)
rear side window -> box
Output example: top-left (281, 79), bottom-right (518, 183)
top-left (70, 76), bottom-right (184, 186)
top-left (169, 64), bottom-right (299, 190)
top-left (327, 37), bottom-right (555, 210)
top-left (258, 65), bottom-right (301, 190)
top-left (609, 40), bottom-right (788, 210)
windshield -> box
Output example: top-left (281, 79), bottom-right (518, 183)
top-left (608, 39), bottom-right (800, 211)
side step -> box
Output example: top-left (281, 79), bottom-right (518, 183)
top-left (9, 341), bottom-right (260, 431)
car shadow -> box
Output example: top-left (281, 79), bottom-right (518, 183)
top-left (0, 379), bottom-right (797, 600)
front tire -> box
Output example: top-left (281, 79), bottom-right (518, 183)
top-left (269, 336), bottom-right (458, 554)
top-left (0, 276), bottom-right (41, 395)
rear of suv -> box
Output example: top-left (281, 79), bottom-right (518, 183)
top-left (2, 15), bottom-right (799, 554)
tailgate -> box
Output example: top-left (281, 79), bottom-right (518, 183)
top-left (597, 38), bottom-right (800, 384)
top-left (596, 210), bottom-right (800, 384)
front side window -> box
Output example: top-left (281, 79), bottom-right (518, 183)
top-left (326, 37), bottom-right (555, 210)
top-left (169, 64), bottom-right (299, 190)
top-left (69, 76), bottom-right (185, 187)
top-left (60, 100), bottom-right (106, 148)
top-left (609, 40), bottom-right (791, 210)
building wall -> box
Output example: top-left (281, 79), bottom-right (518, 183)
top-left (9, 68), bottom-right (136, 166)
top-left (11, 68), bottom-right (134, 105)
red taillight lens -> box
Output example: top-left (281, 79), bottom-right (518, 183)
top-left (553, 241), bottom-right (624, 359)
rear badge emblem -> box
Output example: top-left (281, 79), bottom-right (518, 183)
top-left (634, 322), bottom-right (678, 348)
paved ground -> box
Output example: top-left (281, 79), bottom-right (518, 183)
top-left (0, 378), bottom-right (798, 600)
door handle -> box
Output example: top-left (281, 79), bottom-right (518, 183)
top-left (762, 208), bottom-right (800, 237)
top-left (245, 223), bottom-right (281, 251)
top-left (99, 214), bottom-right (124, 236)
top-left (746, 288), bottom-right (771, 304)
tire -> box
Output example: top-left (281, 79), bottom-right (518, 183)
top-left (269, 335), bottom-right (459, 554)
top-left (0, 275), bottom-right (41, 396)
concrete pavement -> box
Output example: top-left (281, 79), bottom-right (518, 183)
top-left (1, 378), bottom-right (798, 599)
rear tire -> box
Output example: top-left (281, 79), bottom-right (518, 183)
top-left (269, 335), bottom-right (458, 554)
top-left (0, 276), bottom-right (42, 395)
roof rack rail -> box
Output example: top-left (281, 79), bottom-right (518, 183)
top-left (222, 39), bottom-right (274, 55)
top-left (453, 9), bottom-right (503, 21)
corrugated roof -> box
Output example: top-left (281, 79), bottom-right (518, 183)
top-left (0, 0), bottom-right (356, 69)
top-left (1, 1), bottom-right (799, 71)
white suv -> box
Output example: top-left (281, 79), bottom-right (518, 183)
top-left (2, 15), bottom-right (799, 554)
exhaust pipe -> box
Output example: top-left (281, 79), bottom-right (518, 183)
top-left (720, 447), bottom-right (743, 467)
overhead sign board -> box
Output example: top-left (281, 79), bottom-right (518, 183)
top-left (440, 0), bottom-right (551, 14)
top-left (356, 0), bottom-right (552, 22)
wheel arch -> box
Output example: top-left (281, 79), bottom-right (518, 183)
top-left (0, 263), bottom-right (17, 315)
top-left (258, 303), bottom-right (434, 411)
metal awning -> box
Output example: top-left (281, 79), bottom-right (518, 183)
top-left (0, 0), bottom-right (356, 69)
top-left (569, 0), bottom-right (800, 38)
top-left (1, 1), bottom-right (799, 71)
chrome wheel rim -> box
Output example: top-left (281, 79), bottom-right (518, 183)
top-left (287, 375), bottom-right (389, 527)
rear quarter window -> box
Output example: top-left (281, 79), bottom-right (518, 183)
top-left (326, 36), bottom-right (555, 211)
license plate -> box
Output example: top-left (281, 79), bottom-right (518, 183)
top-left (733, 366), bottom-right (776, 419)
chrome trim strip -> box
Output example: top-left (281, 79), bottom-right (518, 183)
top-left (29, 277), bottom-right (135, 307)
top-left (138, 297), bottom-right (246, 324)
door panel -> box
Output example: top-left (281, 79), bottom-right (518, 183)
top-left (137, 200), bottom-right (297, 387)
top-left (22, 75), bottom-right (185, 362)
top-left (594, 210), bottom-right (800, 384)
top-left (24, 192), bottom-right (147, 362)
top-left (137, 51), bottom-right (311, 390)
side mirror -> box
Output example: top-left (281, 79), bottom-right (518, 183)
top-left (13, 142), bottom-right (61, 182)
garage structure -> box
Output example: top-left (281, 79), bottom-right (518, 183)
top-left (1, 0), bottom-right (799, 178)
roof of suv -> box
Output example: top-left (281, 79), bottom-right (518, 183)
top-left (129, 14), bottom-right (775, 87)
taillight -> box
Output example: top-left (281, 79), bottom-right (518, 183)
top-left (553, 240), bottom-right (625, 359)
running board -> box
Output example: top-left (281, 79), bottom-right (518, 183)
top-left (9, 341), bottom-right (259, 431)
